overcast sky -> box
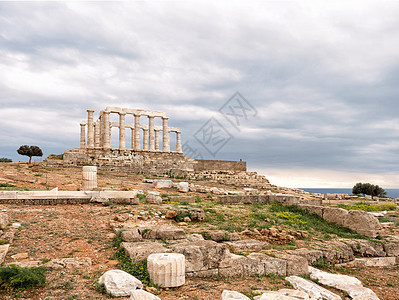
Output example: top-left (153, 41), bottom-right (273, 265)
top-left (1, 1), bottom-right (399, 188)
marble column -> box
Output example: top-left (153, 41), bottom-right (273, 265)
top-left (148, 116), bottom-right (155, 151)
top-left (134, 114), bottom-right (141, 150)
top-left (143, 129), bottom-right (148, 150)
top-left (162, 117), bottom-right (170, 152)
top-left (94, 121), bottom-right (100, 148)
top-left (131, 128), bottom-right (135, 149)
top-left (176, 131), bottom-right (182, 153)
top-left (99, 112), bottom-right (103, 148)
top-left (103, 111), bottom-right (111, 150)
top-left (87, 109), bottom-right (95, 148)
top-left (154, 129), bottom-right (160, 151)
top-left (80, 123), bottom-right (86, 149)
top-left (119, 112), bottom-right (126, 150)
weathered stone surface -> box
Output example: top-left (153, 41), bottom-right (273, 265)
top-left (147, 253), bottom-right (185, 287)
top-left (0, 244), bottom-right (9, 264)
top-left (177, 182), bottom-right (189, 193)
top-left (46, 257), bottom-right (92, 269)
top-left (296, 204), bottom-right (323, 217)
top-left (122, 229), bottom-right (143, 242)
top-left (123, 242), bottom-right (171, 262)
top-left (146, 194), bottom-right (162, 204)
top-left (114, 213), bottom-right (130, 222)
top-left (167, 196), bottom-right (195, 203)
top-left (11, 252), bottom-right (29, 260)
top-left (322, 207), bottom-right (348, 225)
top-left (155, 180), bottom-right (173, 189)
top-left (222, 290), bottom-right (251, 300)
top-left (276, 289), bottom-right (310, 300)
top-left (130, 290), bottom-right (160, 300)
top-left (223, 239), bottom-right (270, 253)
top-left (344, 210), bottom-right (382, 238)
top-left (313, 241), bottom-right (354, 264)
top-left (309, 266), bottom-right (379, 300)
top-left (247, 253), bottom-right (286, 276)
top-left (383, 241), bottom-right (399, 257)
top-left (0, 213), bottom-right (8, 229)
top-left (98, 270), bottom-right (143, 297)
top-left (219, 253), bottom-right (262, 278)
top-left (142, 226), bottom-right (186, 240)
top-left (255, 291), bottom-right (298, 300)
top-left (165, 210), bottom-right (177, 219)
top-left (272, 253), bottom-right (308, 276)
top-left (343, 239), bottom-right (386, 257)
top-left (343, 257), bottom-right (396, 267)
top-left (286, 276), bottom-right (341, 300)
top-left (285, 248), bottom-right (324, 265)
top-left (171, 240), bottom-right (228, 274)
top-left (207, 230), bottom-right (228, 242)
top-left (188, 208), bottom-right (205, 221)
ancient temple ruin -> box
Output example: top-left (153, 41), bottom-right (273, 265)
top-left (44, 107), bottom-right (248, 177)
top-left (79, 107), bottom-right (182, 153)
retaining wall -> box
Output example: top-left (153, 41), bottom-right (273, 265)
top-left (194, 159), bottom-right (246, 172)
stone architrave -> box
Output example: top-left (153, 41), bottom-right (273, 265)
top-left (80, 123), bottom-right (86, 149)
top-left (87, 109), bottom-right (95, 148)
top-left (119, 112), bottom-right (126, 150)
top-left (147, 253), bottom-right (185, 287)
top-left (162, 117), bottom-right (170, 152)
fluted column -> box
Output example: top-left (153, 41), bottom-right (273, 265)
top-left (99, 112), bottom-right (103, 148)
top-left (143, 129), bottom-right (148, 150)
top-left (119, 112), bottom-right (126, 150)
top-left (162, 117), bottom-right (170, 152)
top-left (87, 109), bottom-right (95, 148)
top-left (103, 111), bottom-right (111, 150)
top-left (134, 127), bottom-right (137, 149)
top-left (134, 114), bottom-right (140, 150)
top-left (148, 116), bottom-right (155, 151)
top-left (94, 121), bottom-right (100, 148)
top-left (154, 129), bottom-right (160, 151)
top-left (80, 123), bottom-right (86, 149)
top-left (176, 131), bottom-right (182, 153)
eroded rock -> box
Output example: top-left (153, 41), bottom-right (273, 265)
top-left (99, 270), bottom-right (143, 297)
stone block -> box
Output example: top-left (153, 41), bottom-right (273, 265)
top-left (273, 253), bottom-right (308, 276)
top-left (177, 182), bottom-right (189, 193)
top-left (147, 253), bottom-right (185, 287)
top-left (142, 226), bottom-right (186, 240)
top-left (223, 239), bottom-right (270, 253)
top-left (285, 276), bottom-right (341, 300)
top-left (171, 240), bottom-right (229, 274)
top-left (0, 244), bottom-right (9, 264)
top-left (322, 207), bottom-right (348, 226)
top-left (122, 242), bottom-right (171, 262)
top-left (345, 257), bottom-right (396, 267)
top-left (222, 290), bottom-right (251, 300)
top-left (344, 210), bottom-right (382, 238)
top-left (130, 290), bottom-right (160, 300)
top-left (146, 194), bottom-right (162, 204)
top-left (285, 248), bottom-right (324, 265)
top-left (343, 239), bottom-right (386, 257)
top-left (122, 229), bottom-right (143, 242)
top-left (0, 213), bottom-right (8, 229)
top-left (247, 253), bottom-right (286, 276)
top-left (384, 242), bottom-right (399, 257)
top-left (155, 180), bottom-right (173, 189)
top-left (99, 269), bottom-right (142, 297)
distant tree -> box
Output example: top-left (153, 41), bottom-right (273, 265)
top-left (352, 182), bottom-right (386, 199)
top-left (0, 158), bottom-right (12, 162)
top-left (17, 145), bottom-right (43, 163)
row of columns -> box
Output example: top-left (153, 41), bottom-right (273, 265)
top-left (80, 110), bottom-right (181, 152)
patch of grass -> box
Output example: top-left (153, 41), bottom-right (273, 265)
top-left (137, 194), bottom-right (146, 202)
top-left (112, 233), bottom-right (152, 286)
top-left (0, 265), bottom-right (47, 292)
top-left (313, 257), bottom-right (330, 269)
top-left (0, 183), bottom-right (16, 188)
top-left (275, 211), bottom-right (306, 225)
top-left (338, 202), bottom-right (397, 212)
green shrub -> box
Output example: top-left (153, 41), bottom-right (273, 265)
top-left (0, 265), bottom-right (47, 292)
top-left (338, 202), bottom-right (397, 212)
top-left (137, 194), bottom-right (146, 202)
top-left (275, 211), bottom-right (307, 225)
top-left (0, 158), bottom-right (12, 162)
top-left (0, 183), bottom-right (16, 188)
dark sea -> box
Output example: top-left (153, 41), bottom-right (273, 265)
top-left (301, 188), bottom-right (399, 199)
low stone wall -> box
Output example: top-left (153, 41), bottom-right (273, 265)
top-left (297, 204), bottom-right (382, 238)
top-left (194, 159), bottom-right (246, 172)
top-left (217, 194), bottom-right (314, 206)
top-left (0, 190), bottom-right (138, 205)
top-left (44, 149), bottom-right (195, 175)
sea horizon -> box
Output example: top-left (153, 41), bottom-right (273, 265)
top-left (300, 188), bottom-right (399, 199)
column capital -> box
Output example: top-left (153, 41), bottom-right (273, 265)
top-left (119, 112), bottom-right (126, 116)
top-left (87, 109), bottom-right (95, 113)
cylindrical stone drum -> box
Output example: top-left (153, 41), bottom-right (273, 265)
top-left (147, 253), bottom-right (185, 287)
top-left (82, 166), bottom-right (97, 190)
